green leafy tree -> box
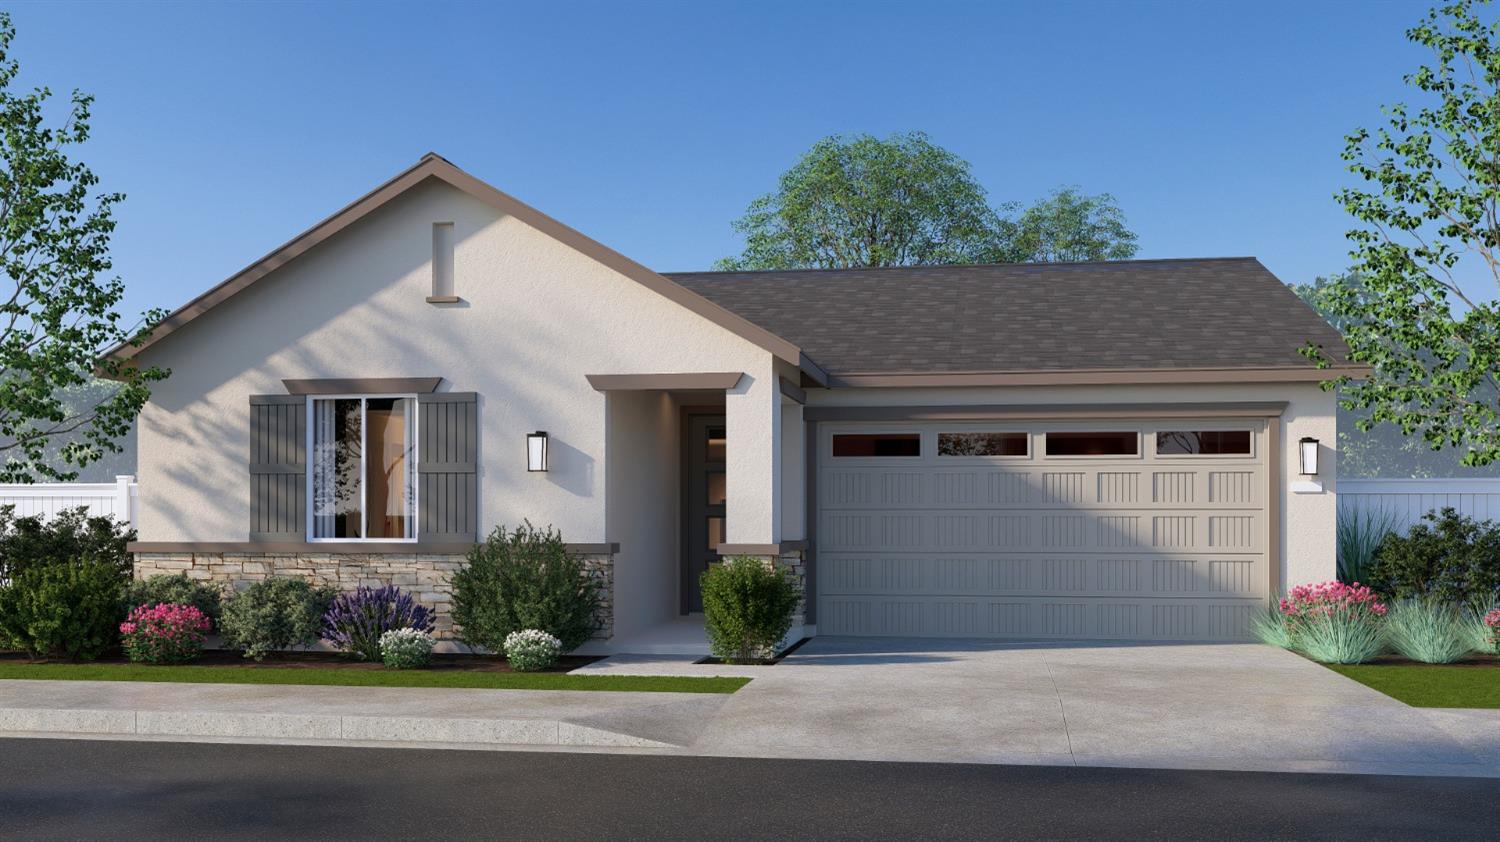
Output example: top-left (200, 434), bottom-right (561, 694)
top-left (1011, 186), bottom-right (1139, 262)
top-left (716, 132), bottom-right (1014, 270)
top-left (0, 14), bottom-right (166, 482)
top-left (1307, 1), bottom-right (1500, 466)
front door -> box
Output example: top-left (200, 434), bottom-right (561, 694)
top-left (682, 414), bottom-right (726, 613)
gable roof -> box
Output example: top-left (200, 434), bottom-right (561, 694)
top-left (668, 258), bottom-right (1365, 387)
top-left (105, 153), bottom-right (828, 384)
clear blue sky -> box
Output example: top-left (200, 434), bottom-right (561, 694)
top-left (9, 0), bottom-right (1456, 322)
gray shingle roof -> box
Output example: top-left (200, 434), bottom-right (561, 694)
top-left (667, 258), bottom-right (1350, 376)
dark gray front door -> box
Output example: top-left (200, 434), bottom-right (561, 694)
top-left (682, 415), bottom-right (726, 613)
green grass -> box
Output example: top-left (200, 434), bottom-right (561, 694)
top-left (0, 662), bottom-right (749, 694)
top-left (1326, 664), bottom-right (1500, 708)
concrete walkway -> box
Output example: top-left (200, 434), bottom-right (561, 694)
top-left (2, 638), bottom-right (1498, 777)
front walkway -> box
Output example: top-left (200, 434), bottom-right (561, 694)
top-left (2, 638), bottom-right (1497, 777)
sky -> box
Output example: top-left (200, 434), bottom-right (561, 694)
top-left (6, 0), bottom-right (1465, 323)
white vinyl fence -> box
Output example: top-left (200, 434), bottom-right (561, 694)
top-left (0, 475), bottom-right (137, 526)
top-left (1339, 478), bottom-right (1500, 532)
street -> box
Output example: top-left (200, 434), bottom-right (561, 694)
top-left (0, 738), bottom-right (1496, 840)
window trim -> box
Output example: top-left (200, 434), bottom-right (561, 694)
top-left (830, 431), bottom-right (923, 459)
top-left (1153, 429), bottom-right (1257, 459)
top-left (305, 393), bottom-right (420, 543)
top-left (936, 431), bottom-right (1031, 459)
top-left (1042, 430), bottom-right (1142, 459)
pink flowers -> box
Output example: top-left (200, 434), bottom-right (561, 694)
top-left (1279, 581), bottom-right (1388, 619)
top-left (1485, 608), bottom-right (1500, 655)
top-left (120, 603), bottom-right (211, 665)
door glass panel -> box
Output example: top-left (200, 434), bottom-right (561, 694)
top-left (706, 517), bottom-right (725, 552)
top-left (312, 398), bottom-right (363, 538)
top-left (1156, 430), bottom-right (1252, 455)
top-left (366, 398), bottom-right (415, 538)
top-left (1044, 431), bottom-right (1138, 456)
top-left (832, 433), bottom-right (921, 457)
top-left (706, 472), bottom-right (726, 506)
top-left (938, 432), bottom-right (1027, 457)
top-left (705, 426), bottom-right (726, 462)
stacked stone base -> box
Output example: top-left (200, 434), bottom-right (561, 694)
top-left (133, 551), bottom-right (615, 643)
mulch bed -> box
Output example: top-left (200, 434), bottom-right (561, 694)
top-left (1361, 653), bottom-right (1500, 669)
top-left (0, 649), bottom-right (602, 675)
top-left (693, 637), bottom-right (811, 666)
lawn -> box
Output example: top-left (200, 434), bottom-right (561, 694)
top-left (1326, 663), bottom-right (1500, 709)
top-left (0, 662), bottom-right (749, 694)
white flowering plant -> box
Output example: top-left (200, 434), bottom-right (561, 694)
top-left (379, 627), bottom-right (435, 670)
top-left (503, 628), bottom-right (562, 672)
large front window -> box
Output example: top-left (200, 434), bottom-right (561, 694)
top-left (311, 396), bottom-right (416, 540)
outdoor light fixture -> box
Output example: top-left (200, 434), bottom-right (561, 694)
top-left (527, 431), bottom-right (549, 472)
top-left (1299, 437), bottom-right (1320, 476)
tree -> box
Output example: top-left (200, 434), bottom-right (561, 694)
top-left (715, 132), bottom-right (1014, 270)
top-left (1010, 186), bottom-right (1139, 262)
top-left (0, 14), bottom-right (165, 482)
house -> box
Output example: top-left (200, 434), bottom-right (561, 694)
top-left (109, 153), bottom-right (1364, 653)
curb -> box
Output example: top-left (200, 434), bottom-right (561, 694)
top-left (0, 707), bottom-right (677, 749)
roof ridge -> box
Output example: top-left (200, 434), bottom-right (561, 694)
top-left (663, 256), bottom-right (1261, 277)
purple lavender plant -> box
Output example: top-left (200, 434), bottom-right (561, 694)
top-left (322, 585), bottom-right (435, 661)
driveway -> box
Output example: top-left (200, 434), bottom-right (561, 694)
top-left (579, 637), bottom-right (1500, 777)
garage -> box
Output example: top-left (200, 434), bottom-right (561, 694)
top-left (815, 419), bottom-right (1273, 641)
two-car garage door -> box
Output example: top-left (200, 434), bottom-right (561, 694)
top-left (815, 420), bottom-right (1271, 641)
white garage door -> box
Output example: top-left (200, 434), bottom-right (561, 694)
top-left (816, 420), bottom-right (1271, 641)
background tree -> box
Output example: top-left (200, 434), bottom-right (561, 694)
top-left (1308, 1), bottom-right (1500, 466)
top-left (1010, 186), bottom-right (1138, 262)
top-left (0, 13), bottom-right (165, 482)
top-left (716, 132), bottom-right (1138, 270)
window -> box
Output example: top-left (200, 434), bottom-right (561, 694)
top-left (938, 432), bottom-right (1027, 457)
top-left (1044, 431), bottom-right (1137, 457)
top-left (1156, 430), bottom-right (1252, 455)
top-left (311, 396), bottom-right (416, 540)
top-left (832, 433), bottom-right (921, 457)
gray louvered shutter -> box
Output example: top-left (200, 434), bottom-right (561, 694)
top-left (249, 394), bottom-right (306, 541)
top-left (419, 392), bottom-right (479, 542)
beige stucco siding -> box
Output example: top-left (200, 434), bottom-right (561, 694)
top-left (135, 179), bottom-right (779, 545)
top-left (806, 382), bottom-right (1337, 590)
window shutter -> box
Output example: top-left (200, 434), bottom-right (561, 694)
top-left (249, 394), bottom-right (306, 541)
top-left (419, 392), bottom-right (479, 541)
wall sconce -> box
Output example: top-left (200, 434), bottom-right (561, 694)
top-left (527, 431), bottom-right (549, 472)
top-left (1299, 437), bottom-right (1319, 476)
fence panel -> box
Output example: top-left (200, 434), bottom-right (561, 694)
top-left (0, 475), bottom-right (137, 525)
top-left (1339, 478), bottom-right (1500, 532)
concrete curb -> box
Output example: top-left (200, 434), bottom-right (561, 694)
top-left (0, 707), bottom-right (677, 749)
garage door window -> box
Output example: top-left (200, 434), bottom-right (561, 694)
top-left (938, 432), bottom-right (1027, 457)
top-left (1044, 431), bottom-right (1138, 457)
top-left (832, 433), bottom-right (921, 457)
top-left (1156, 430), bottom-right (1252, 455)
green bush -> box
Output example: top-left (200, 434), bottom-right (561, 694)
top-left (701, 556), bottom-right (799, 664)
top-left (1370, 508), bottom-right (1500, 604)
top-left (0, 506), bottom-right (133, 582)
top-left (451, 523), bottom-right (600, 653)
top-left (218, 577), bottom-right (336, 661)
top-left (0, 559), bottom-right (127, 660)
top-left (124, 574), bottom-right (223, 626)
top-left (1384, 599), bottom-right (1473, 664)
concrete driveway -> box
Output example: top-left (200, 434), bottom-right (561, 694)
top-left (580, 637), bottom-right (1500, 777)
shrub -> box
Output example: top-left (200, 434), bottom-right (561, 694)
top-left (1336, 504), bottom-right (1402, 585)
top-left (1293, 606), bottom-right (1387, 665)
top-left (503, 628), bottom-right (561, 672)
top-left (0, 506), bottom-right (133, 583)
top-left (451, 523), bottom-right (600, 653)
top-left (125, 574), bottom-right (223, 627)
top-left (1279, 581), bottom-right (1388, 623)
top-left (701, 556), bottom-right (799, 664)
top-left (1483, 608), bottom-right (1500, 656)
top-left (219, 577), bottom-right (336, 661)
top-left (0, 558), bottom-right (127, 660)
top-left (1369, 508), bottom-right (1500, 605)
top-left (379, 628), bottom-right (434, 670)
top-left (322, 585), bottom-right (435, 661)
top-left (1384, 599), bottom-right (1472, 664)
top-left (119, 603), bottom-right (211, 665)
top-left (1251, 607), bottom-right (1294, 650)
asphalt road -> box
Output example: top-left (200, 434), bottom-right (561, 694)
top-left (1, 738), bottom-right (1497, 840)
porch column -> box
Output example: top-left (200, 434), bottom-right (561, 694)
top-left (725, 363), bottom-right (779, 544)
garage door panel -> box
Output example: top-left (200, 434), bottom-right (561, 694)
top-left (816, 419), bottom-right (1270, 642)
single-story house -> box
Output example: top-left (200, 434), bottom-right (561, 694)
top-left (109, 153), bottom-right (1364, 653)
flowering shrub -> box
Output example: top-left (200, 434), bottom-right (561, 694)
top-left (504, 628), bottom-right (562, 672)
top-left (322, 585), bottom-right (435, 661)
top-left (379, 628), bottom-right (434, 670)
top-left (1485, 608), bottom-right (1500, 656)
top-left (119, 603), bottom-right (211, 664)
top-left (1272, 581), bottom-right (1388, 664)
top-left (1279, 581), bottom-right (1388, 620)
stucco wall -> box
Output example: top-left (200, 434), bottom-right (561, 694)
top-left (805, 381), bottom-right (1338, 591)
top-left (135, 179), bottom-right (779, 546)
top-left (605, 390), bottom-right (680, 636)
